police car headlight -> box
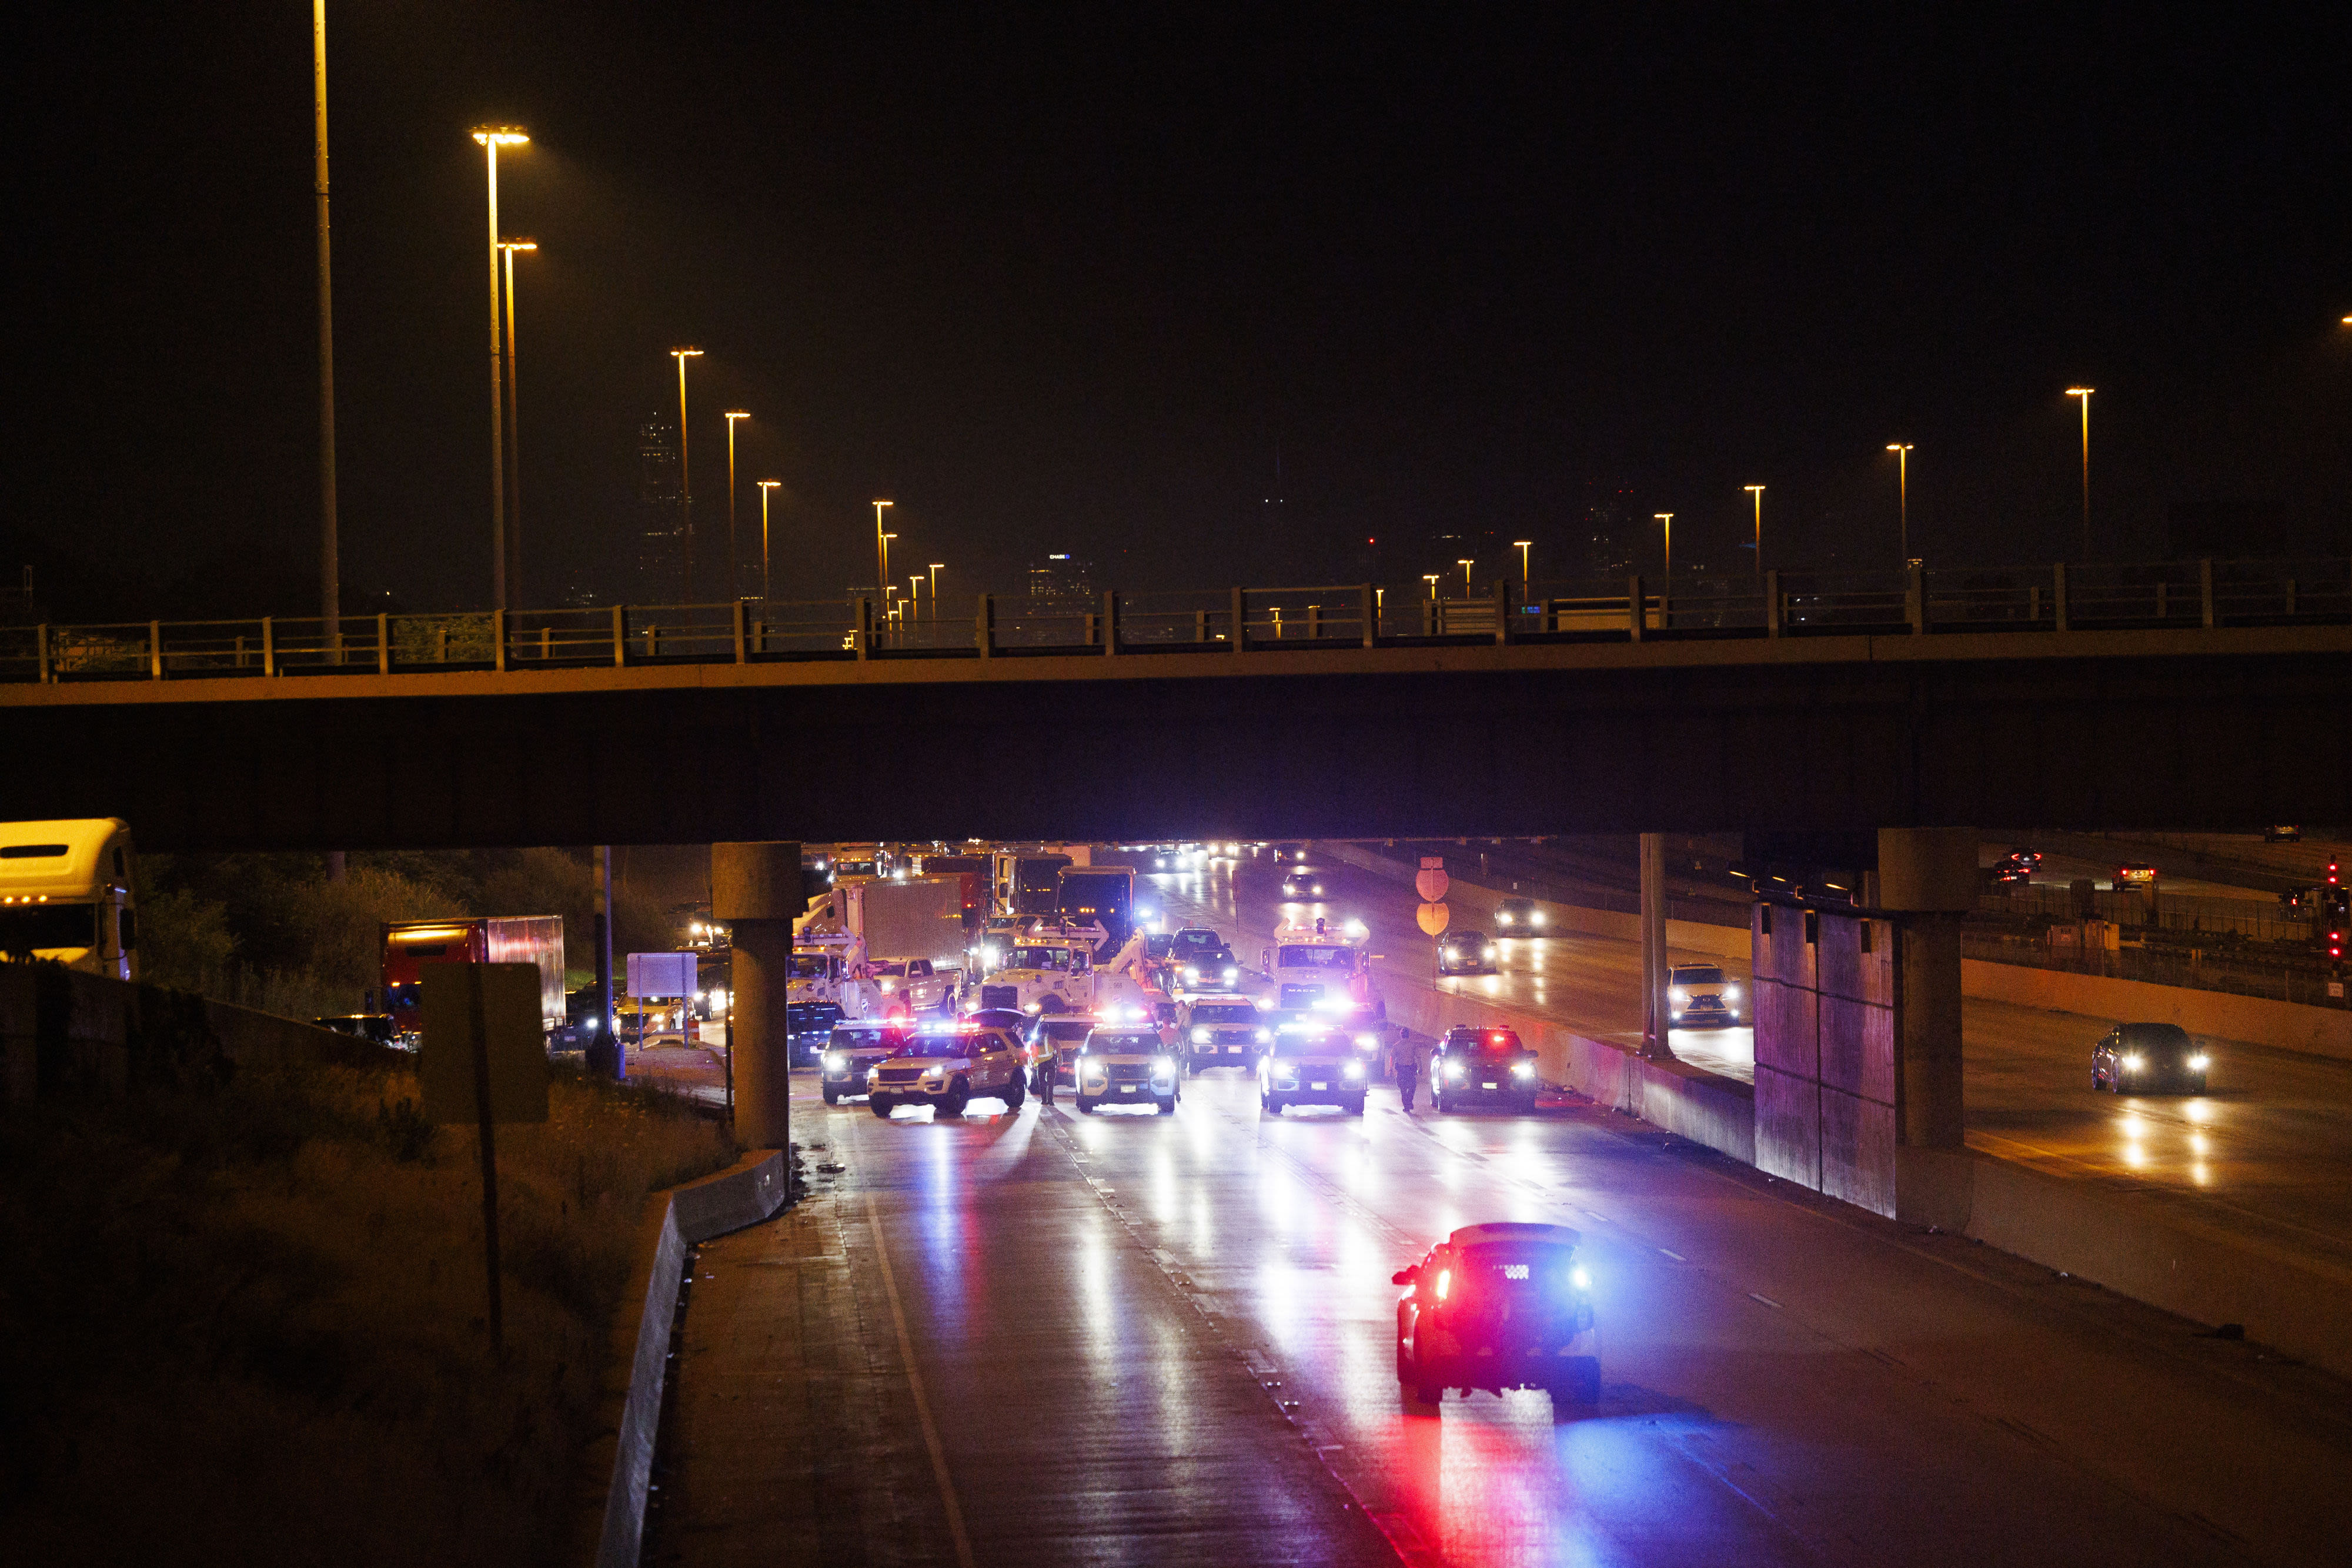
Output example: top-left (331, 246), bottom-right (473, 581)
top-left (1256, 1028), bottom-right (1272, 1043)
top-left (1571, 1266), bottom-right (1591, 1292)
top-left (1724, 985), bottom-right (1742, 1002)
top-left (1192, 1027), bottom-right (1211, 1044)
top-left (1446, 1062), bottom-right (1466, 1081)
top-left (1222, 965), bottom-right (1237, 981)
top-left (1152, 1056), bottom-right (1175, 1077)
top-left (1670, 987), bottom-right (1688, 1004)
top-left (1512, 1060), bottom-right (1534, 1078)
top-left (923, 1065), bottom-right (944, 1081)
top-left (1344, 1059), bottom-right (1364, 1078)
top-left (824, 1052), bottom-right (845, 1072)
top-left (1355, 1033), bottom-right (1378, 1051)
top-left (584, 1017), bottom-right (599, 1032)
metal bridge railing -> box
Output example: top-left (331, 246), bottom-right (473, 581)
top-left (2, 555), bottom-right (2344, 686)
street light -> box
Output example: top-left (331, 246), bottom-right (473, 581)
top-left (313, 1), bottom-right (338, 649)
top-left (2065, 388), bottom-right (2094, 561)
top-left (756, 480), bottom-right (780, 606)
top-left (498, 239), bottom-right (537, 604)
top-left (1885, 444), bottom-right (1913, 565)
top-left (929, 564), bottom-right (945, 621)
top-left (1745, 485), bottom-right (1765, 575)
top-left (1654, 514), bottom-right (1673, 579)
top-left (724, 410), bottom-right (750, 601)
top-left (872, 500), bottom-right (893, 603)
top-left (1513, 540), bottom-right (1532, 582)
top-left (878, 530), bottom-right (897, 614)
top-left (910, 575), bottom-right (924, 624)
top-left (671, 348), bottom-right (703, 602)
top-left (1422, 573), bottom-right (1440, 596)
top-left (472, 126), bottom-right (528, 609)
top-left (1458, 558), bottom-right (1474, 593)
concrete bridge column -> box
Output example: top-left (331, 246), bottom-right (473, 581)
top-left (713, 840), bottom-right (801, 1148)
top-left (1639, 832), bottom-right (1671, 1058)
top-left (1877, 827), bottom-right (1977, 1152)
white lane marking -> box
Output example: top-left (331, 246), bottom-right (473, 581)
top-left (863, 1188), bottom-right (977, 1568)
top-left (1749, 1292), bottom-right (1784, 1309)
top-left (1658, 1248), bottom-right (1686, 1261)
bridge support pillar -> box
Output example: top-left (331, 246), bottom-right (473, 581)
top-left (1879, 827), bottom-right (1975, 1152)
top-left (713, 840), bottom-right (802, 1148)
top-left (1639, 832), bottom-right (1671, 1058)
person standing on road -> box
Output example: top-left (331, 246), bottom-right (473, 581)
top-left (1395, 1031), bottom-right (1431, 1111)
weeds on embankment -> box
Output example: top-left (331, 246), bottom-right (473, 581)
top-left (0, 1054), bottom-right (735, 1567)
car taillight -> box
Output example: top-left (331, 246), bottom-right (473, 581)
top-left (1434, 1268), bottom-right (1451, 1302)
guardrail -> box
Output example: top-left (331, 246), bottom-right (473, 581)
top-left (2, 556), bottom-right (2346, 685)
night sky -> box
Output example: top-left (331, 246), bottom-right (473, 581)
top-left (12, 2), bottom-right (2352, 620)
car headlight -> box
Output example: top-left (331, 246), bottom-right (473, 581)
top-left (2120, 1053), bottom-right (2143, 1070)
top-left (1085, 1066), bottom-right (1107, 1082)
top-left (1255, 1028), bottom-right (1271, 1042)
top-left (1446, 1062), bottom-right (1465, 1080)
top-left (1184, 966), bottom-right (1200, 981)
top-left (1723, 985), bottom-right (1741, 1002)
top-left (1355, 1033), bottom-right (1379, 1051)
top-left (1670, 987), bottom-right (1688, 1004)
top-left (1443, 948), bottom-right (1458, 960)
top-left (1025, 1002), bottom-right (1041, 1013)
top-left (2188, 1054), bottom-right (2210, 1071)
top-left (1223, 965), bottom-right (1238, 980)
top-left (1344, 1059), bottom-right (1364, 1078)
top-left (583, 1017), bottom-right (599, 1032)
top-left (1512, 1060), bottom-right (1533, 1078)
top-left (1483, 946), bottom-right (1496, 958)
top-left (824, 1052), bottom-right (845, 1072)
top-left (924, 1065), bottom-right (944, 1080)
top-left (880, 979), bottom-right (896, 993)
top-left (1530, 911), bottom-right (1546, 926)
top-left (1571, 1266), bottom-right (1591, 1292)
top-left (1152, 1056), bottom-right (1175, 1076)
top-left (1496, 911), bottom-right (1512, 924)
top-left (1191, 1026), bottom-right (1211, 1044)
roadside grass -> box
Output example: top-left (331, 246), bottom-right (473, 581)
top-left (0, 1053), bottom-right (734, 1567)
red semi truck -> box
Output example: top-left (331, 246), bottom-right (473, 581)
top-left (380, 916), bottom-right (566, 1045)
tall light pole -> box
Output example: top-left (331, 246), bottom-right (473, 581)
top-left (2066, 388), bottom-right (2094, 561)
top-left (1458, 558), bottom-right (1474, 593)
top-left (756, 480), bottom-right (780, 606)
top-left (472, 126), bottom-right (528, 609)
top-left (1885, 444), bottom-right (1913, 565)
top-left (724, 410), bottom-right (750, 600)
top-left (671, 348), bottom-right (702, 601)
top-left (1745, 485), bottom-right (1765, 575)
top-left (1513, 540), bottom-right (1532, 582)
top-left (872, 500), bottom-right (894, 601)
top-left (879, 531), bottom-right (897, 612)
top-left (498, 239), bottom-right (536, 605)
top-left (313, 1), bottom-right (339, 650)
top-left (928, 563), bottom-right (944, 621)
top-left (1654, 513), bottom-right (1673, 579)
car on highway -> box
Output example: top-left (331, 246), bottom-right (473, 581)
top-left (2092, 1022), bottom-right (2210, 1095)
top-left (1431, 1026), bottom-right (1539, 1112)
top-left (866, 1020), bottom-right (1028, 1118)
top-left (1992, 847), bottom-right (2043, 884)
top-left (1072, 1025), bottom-right (1182, 1114)
top-left (1172, 929), bottom-right (1241, 991)
top-left (1259, 1021), bottom-right (1371, 1115)
top-left (820, 1019), bottom-right (921, 1105)
top-left (1668, 964), bottom-right (1742, 1028)
top-left (1281, 869), bottom-right (1327, 898)
top-left (1391, 1221), bottom-right (1599, 1412)
top-left (1437, 929), bottom-right (1498, 975)
top-left (1178, 994), bottom-right (1267, 1070)
top-left (1493, 897), bottom-right (1549, 933)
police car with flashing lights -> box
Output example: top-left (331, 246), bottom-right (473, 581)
top-left (865, 1021), bottom-right (1028, 1118)
top-left (1258, 1020), bottom-right (1373, 1115)
top-left (1667, 964), bottom-right (1743, 1028)
top-left (1177, 994), bottom-right (1268, 1070)
top-left (1430, 1025), bottom-right (1539, 1113)
top-left (820, 1019), bottom-right (920, 1105)
top-left (1071, 1024), bottom-right (1182, 1114)
top-left (1392, 1222), bottom-right (1599, 1413)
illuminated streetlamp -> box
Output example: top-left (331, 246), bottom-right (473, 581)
top-left (929, 563), bottom-right (945, 621)
top-left (879, 530), bottom-right (897, 612)
top-left (1654, 514), bottom-right (1674, 579)
top-left (756, 480), bottom-right (780, 606)
top-left (1745, 485), bottom-right (1765, 575)
top-left (472, 125), bottom-right (528, 608)
top-left (724, 410), bottom-right (750, 600)
top-left (1513, 540), bottom-right (1532, 582)
top-left (910, 576), bottom-right (924, 623)
top-left (313, 1), bottom-right (338, 648)
top-left (497, 239), bottom-right (536, 603)
top-left (671, 348), bottom-right (703, 601)
top-left (1885, 444), bottom-right (1913, 565)
top-left (2065, 388), bottom-right (2094, 561)
top-left (1422, 573), bottom-right (1440, 597)
top-left (872, 500), bottom-right (893, 602)
top-left (1458, 558), bottom-right (1474, 593)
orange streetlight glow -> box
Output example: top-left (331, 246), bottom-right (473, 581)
top-left (756, 480), bottom-right (781, 606)
top-left (2066, 388), bottom-right (2094, 561)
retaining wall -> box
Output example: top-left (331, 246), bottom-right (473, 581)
top-left (1961, 958), bottom-right (2352, 1061)
top-left (587, 1149), bottom-right (791, 1568)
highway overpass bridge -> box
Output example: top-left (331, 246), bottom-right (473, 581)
top-left (1, 565), bottom-right (2347, 850)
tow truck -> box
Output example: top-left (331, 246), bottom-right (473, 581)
top-left (970, 920), bottom-right (1160, 1018)
top-left (1259, 917), bottom-right (1385, 1023)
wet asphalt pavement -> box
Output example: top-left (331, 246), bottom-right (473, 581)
top-left (655, 1059), bottom-right (2351, 1567)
